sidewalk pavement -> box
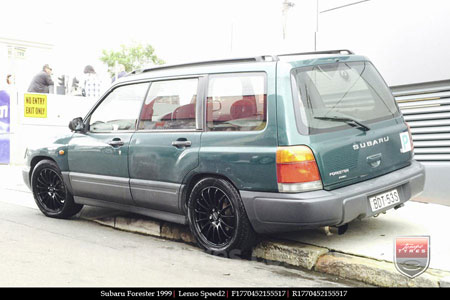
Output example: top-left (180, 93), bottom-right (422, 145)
top-left (1, 164), bottom-right (449, 287)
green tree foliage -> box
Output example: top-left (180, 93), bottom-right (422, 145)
top-left (100, 43), bottom-right (165, 76)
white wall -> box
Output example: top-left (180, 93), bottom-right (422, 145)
top-left (316, 0), bottom-right (450, 86)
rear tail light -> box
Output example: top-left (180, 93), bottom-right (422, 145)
top-left (406, 122), bottom-right (414, 153)
top-left (276, 145), bottom-right (323, 193)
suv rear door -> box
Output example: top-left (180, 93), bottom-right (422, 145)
top-left (128, 76), bottom-right (204, 215)
top-left (291, 61), bottom-right (413, 189)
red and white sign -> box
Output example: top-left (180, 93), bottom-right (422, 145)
top-left (394, 236), bottom-right (430, 278)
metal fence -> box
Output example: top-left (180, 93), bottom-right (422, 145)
top-left (392, 80), bottom-right (450, 162)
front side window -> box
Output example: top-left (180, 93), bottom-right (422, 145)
top-left (206, 73), bottom-right (267, 131)
top-left (292, 61), bottom-right (400, 134)
top-left (138, 78), bottom-right (198, 130)
top-left (89, 83), bottom-right (149, 132)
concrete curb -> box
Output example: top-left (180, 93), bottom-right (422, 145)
top-left (314, 252), bottom-right (439, 287)
top-left (79, 210), bottom-right (450, 287)
top-left (253, 239), bottom-right (329, 271)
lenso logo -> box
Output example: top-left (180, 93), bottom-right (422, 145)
top-left (353, 136), bottom-right (389, 150)
top-left (0, 105), bottom-right (8, 119)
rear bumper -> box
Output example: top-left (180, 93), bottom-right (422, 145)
top-left (240, 160), bottom-right (425, 234)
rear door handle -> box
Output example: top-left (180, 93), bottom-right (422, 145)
top-left (172, 140), bottom-right (192, 148)
top-left (108, 138), bottom-right (125, 147)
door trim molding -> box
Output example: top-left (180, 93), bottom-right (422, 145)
top-left (130, 178), bottom-right (182, 214)
top-left (69, 172), bottom-right (133, 205)
top-left (74, 196), bottom-right (187, 225)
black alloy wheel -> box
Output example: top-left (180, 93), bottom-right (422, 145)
top-left (34, 167), bottom-right (66, 213)
top-left (193, 186), bottom-right (236, 247)
top-left (31, 159), bottom-right (83, 218)
top-left (187, 177), bottom-right (256, 258)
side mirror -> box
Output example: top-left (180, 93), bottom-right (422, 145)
top-left (69, 117), bottom-right (85, 132)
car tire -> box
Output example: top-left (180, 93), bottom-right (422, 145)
top-left (31, 159), bottom-right (83, 219)
top-left (187, 177), bottom-right (257, 258)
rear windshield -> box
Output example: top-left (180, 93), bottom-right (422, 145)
top-left (292, 61), bottom-right (400, 135)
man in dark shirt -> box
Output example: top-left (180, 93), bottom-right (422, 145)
top-left (28, 64), bottom-right (54, 93)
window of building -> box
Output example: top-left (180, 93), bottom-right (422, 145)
top-left (8, 46), bottom-right (26, 59)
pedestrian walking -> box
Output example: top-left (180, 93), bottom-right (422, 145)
top-left (27, 64), bottom-right (54, 93)
top-left (82, 65), bottom-right (102, 98)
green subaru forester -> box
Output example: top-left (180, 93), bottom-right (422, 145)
top-left (23, 50), bottom-right (425, 257)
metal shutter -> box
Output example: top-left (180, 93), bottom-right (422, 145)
top-left (391, 80), bottom-right (450, 162)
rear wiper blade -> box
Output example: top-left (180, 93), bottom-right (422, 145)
top-left (314, 116), bottom-right (370, 131)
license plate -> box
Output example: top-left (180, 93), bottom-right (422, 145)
top-left (369, 189), bottom-right (400, 212)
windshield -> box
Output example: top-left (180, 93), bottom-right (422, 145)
top-left (292, 61), bottom-right (400, 135)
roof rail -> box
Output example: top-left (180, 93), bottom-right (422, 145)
top-left (133, 56), bottom-right (272, 75)
top-left (128, 50), bottom-right (353, 75)
top-left (276, 49), bottom-right (354, 57)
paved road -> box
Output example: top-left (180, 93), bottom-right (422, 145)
top-left (0, 185), bottom-right (366, 287)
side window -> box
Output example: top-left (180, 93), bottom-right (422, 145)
top-left (138, 78), bottom-right (198, 130)
top-left (206, 73), bottom-right (266, 131)
top-left (89, 83), bottom-right (149, 132)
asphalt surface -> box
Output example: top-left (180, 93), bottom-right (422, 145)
top-left (0, 184), bottom-right (365, 287)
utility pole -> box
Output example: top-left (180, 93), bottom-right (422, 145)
top-left (282, 0), bottom-right (295, 40)
top-left (315, 0), bottom-right (319, 51)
